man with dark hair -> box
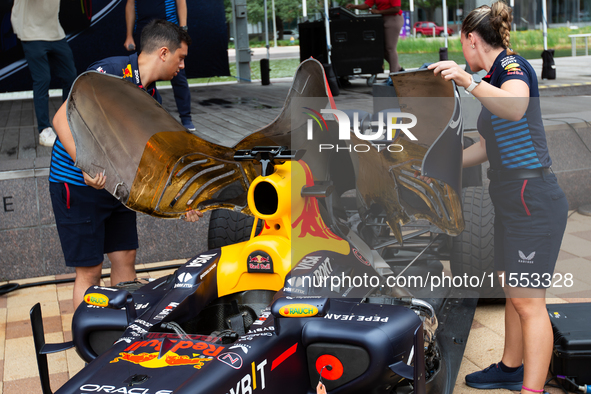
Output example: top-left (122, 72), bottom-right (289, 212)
top-left (124, 0), bottom-right (196, 131)
top-left (140, 19), bottom-right (192, 54)
top-left (50, 19), bottom-right (200, 309)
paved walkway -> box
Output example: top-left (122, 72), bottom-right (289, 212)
top-left (0, 210), bottom-right (590, 393)
top-left (457, 210), bottom-right (591, 394)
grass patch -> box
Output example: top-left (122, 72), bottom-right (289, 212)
top-left (399, 26), bottom-right (591, 53)
top-left (154, 27), bottom-right (591, 85)
top-left (398, 48), bottom-right (582, 69)
top-left (228, 40), bottom-right (299, 48)
top-left (156, 58), bottom-right (302, 85)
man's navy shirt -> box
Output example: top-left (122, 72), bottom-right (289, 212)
top-left (50, 53), bottom-right (162, 185)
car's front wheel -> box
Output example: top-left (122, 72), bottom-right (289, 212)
top-left (208, 210), bottom-right (263, 249)
top-left (450, 185), bottom-right (505, 300)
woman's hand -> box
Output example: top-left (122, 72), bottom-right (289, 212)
top-left (428, 61), bottom-right (472, 89)
top-left (345, 3), bottom-right (356, 9)
top-left (182, 209), bottom-right (204, 222)
top-left (431, 60), bottom-right (529, 122)
top-left (83, 171), bottom-right (106, 190)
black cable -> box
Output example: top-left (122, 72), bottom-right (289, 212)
top-left (545, 375), bottom-right (568, 394)
top-left (568, 210), bottom-right (577, 218)
top-left (318, 364), bottom-right (332, 385)
top-left (0, 262), bottom-right (184, 295)
top-left (541, 116), bottom-right (591, 154)
top-left (562, 375), bottom-right (586, 392)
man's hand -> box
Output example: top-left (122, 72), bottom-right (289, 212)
top-left (413, 170), bottom-right (432, 185)
top-left (83, 171), bottom-right (106, 190)
top-left (182, 209), bottom-right (204, 222)
top-left (124, 37), bottom-right (136, 51)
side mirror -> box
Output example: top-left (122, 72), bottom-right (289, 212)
top-left (83, 286), bottom-right (137, 323)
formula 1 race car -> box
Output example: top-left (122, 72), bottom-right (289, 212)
top-left (31, 59), bottom-right (479, 394)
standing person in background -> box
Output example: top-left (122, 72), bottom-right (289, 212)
top-left (346, 0), bottom-right (403, 73)
top-left (11, 0), bottom-right (77, 147)
top-left (124, 0), bottom-right (196, 131)
top-left (429, 2), bottom-right (568, 394)
top-left (50, 20), bottom-right (201, 309)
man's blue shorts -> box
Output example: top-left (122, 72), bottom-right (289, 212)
top-left (489, 173), bottom-right (568, 288)
top-left (50, 182), bottom-right (138, 267)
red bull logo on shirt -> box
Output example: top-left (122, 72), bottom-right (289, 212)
top-left (122, 64), bottom-right (133, 79)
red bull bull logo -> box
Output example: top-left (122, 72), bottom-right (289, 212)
top-left (249, 255), bottom-right (270, 263)
top-left (291, 162), bottom-right (350, 266)
top-left (279, 303), bottom-right (319, 317)
top-left (247, 251), bottom-right (274, 273)
top-left (111, 352), bottom-right (158, 364)
top-left (122, 64), bottom-right (133, 79)
top-left (111, 339), bottom-right (223, 369)
top-left (111, 351), bottom-right (211, 369)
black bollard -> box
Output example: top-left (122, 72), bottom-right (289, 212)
top-left (261, 58), bottom-right (270, 86)
top-left (439, 47), bottom-right (448, 61)
top-left (541, 49), bottom-right (556, 80)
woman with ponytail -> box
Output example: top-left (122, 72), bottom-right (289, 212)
top-left (428, 2), bottom-right (568, 394)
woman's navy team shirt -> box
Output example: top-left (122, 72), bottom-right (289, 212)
top-left (477, 51), bottom-right (552, 170)
top-left (49, 53), bottom-right (161, 186)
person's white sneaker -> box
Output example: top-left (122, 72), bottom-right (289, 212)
top-left (39, 127), bottom-right (57, 147)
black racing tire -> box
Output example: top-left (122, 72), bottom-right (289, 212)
top-left (208, 210), bottom-right (263, 249)
top-left (450, 185), bottom-right (505, 301)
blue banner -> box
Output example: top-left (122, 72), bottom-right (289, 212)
top-left (0, 0), bottom-right (230, 93)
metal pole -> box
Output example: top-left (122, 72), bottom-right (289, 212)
top-left (272, 0), bottom-right (278, 48)
top-left (443, 0), bottom-right (448, 47)
top-left (324, 0), bottom-right (331, 63)
top-left (233, 0), bottom-right (251, 83)
top-left (302, 0), bottom-right (307, 20)
top-left (410, 0), bottom-right (414, 34)
top-left (264, 0), bottom-right (270, 58)
top-left (542, 0), bottom-right (548, 50)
